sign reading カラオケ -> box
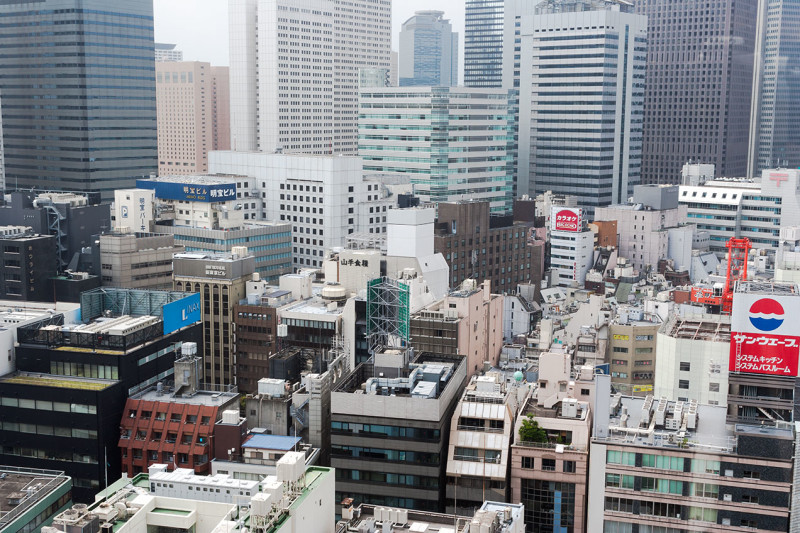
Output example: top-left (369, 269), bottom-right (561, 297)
top-left (729, 292), bottom-right (800, 376)
top-left (551, 207), bottom-right (583, 233)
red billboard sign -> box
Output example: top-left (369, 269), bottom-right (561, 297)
top-left (730, 293), bottom-right (800, 376)
top-left (552, 208), bottom-right (582, 233)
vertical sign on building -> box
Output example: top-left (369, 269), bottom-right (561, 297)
top-left (730, 292), bottom-right (800, 376)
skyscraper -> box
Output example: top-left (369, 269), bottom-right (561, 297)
top-left (464, 0), bottom-right (505, 87)
top-left (517, 0), bottom-right (646, 215)
top-left (0, 0), bottom-right (158, 199)
top-left (399, 11), bottom-right (458, 87)
top-left (636, 0), bottom-right (759, 184)
top-left (359, 87), bottom-right (516, 214)
top-left (748, 0), bottom-right (800, 176)
top-left (228, 0), bottom-right (392, 155)
top-left (156, 62), bottom-right (230, 174)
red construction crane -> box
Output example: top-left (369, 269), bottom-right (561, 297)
top-left (721, 237), bottom-right (751, 314)
top-left (689, 237), bottom-right (751, 314)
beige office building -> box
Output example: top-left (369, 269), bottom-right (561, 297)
top-left (100, 232), bottom-right (184, 290)
top-left (156, 62), bottom-right (230, 175)
top-left (173, 250), bottom-right (254, 387)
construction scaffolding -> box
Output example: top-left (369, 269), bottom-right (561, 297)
top-left (366, 277), bottom-right (410, 355)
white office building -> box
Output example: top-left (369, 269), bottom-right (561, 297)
top-left (228, 0), bottom-right (392, 155)
top-left (209, 151), bottom-right (393, 269)
top-left (359, 87), bottom-right (516, 213)
top-left (679, 168), bottom-right (800, 256)
top-left (549, 207), bottom-right (594, 287)
top-left (516, 0), bottom-right (646, 214)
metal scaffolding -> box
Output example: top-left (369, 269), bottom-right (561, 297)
top-left (366, 277), bottom-right (410, 355)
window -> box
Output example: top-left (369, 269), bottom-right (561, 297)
top-left (563, 461), bottom-right (576, 473)
top-left (679, 362), bottom-right (691, 371)
top-left (678, 380), bottom-right (689, 389)
top-left (541, 459), bottom-right (556, 471)
top-left (709, 383), bottom-right (720, 392)
top-left (742, 494), bottom-right (759, 504)
top-left (604, 497), bottom-right (634, 513)
top-left (607, 450), bottom-right (636, 466)
top-left (521, 457), bottom-right (534, 469)
top-left (742, 470), bottom-right (760, 480)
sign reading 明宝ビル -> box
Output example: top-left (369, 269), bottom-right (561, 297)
top-left (729, 292), bottom-right (800, 376)
top-left (136, 180), bottom-right (237, 203)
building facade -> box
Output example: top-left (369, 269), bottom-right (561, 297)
top-left (331, 350), bottom-right (467, 513)
top-left (209, 152), bottom-right (393, 270)
top-left (433, 201), bottom-right (543, 292)
top-left (359, 87), bottom-right (516, 214)
top-left (0, 466), bottom-right (72, 533)
top-left (0, 227), bottom-right (57, 302)
top-left (463, 0), bottom-right (505, 88)
top-left (155, 43), bottom-right (183, 62)
top-left (99, 232), bottom-right (183, 290)
top-left (173, 252), bottom-right (254, 387)
top-left (594, 185), bottom-right (690, 273)
top-left (0, 0), bottom-right (157, 199)
top-left (0, 288), bottom-right (202, 502)
top-left (156, 62), bottom-right (231, 174)
top-left (679, 168), bottom-right (800, 255)
top-left (636, 0), bottom-right (758, 184)
top-left (228, 0), bottom-right (391, 154)
top-left (517, 0), bottom-right (646, 211)
top-left (748, 0), bottom-right (800, 176)
top-left (399, 11), bottom-right (458, 87)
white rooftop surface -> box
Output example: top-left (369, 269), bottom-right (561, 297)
top-left (150, 467), bottom-right (259, 490)
top-left (459, 401), bottom-right (506, 421)
top-left (147, 175), bottom-right (241, 185)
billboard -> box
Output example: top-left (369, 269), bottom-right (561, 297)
top-left (163, 292), bottom-right (202, 335)
top-left (137, 180), bottom-right (237, 203)
top-left (551, 207), bottom-right (583, 233)
top-left (729, 292), bottom-right (800, 376)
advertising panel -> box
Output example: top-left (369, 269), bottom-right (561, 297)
top-left (729, 292), bottom-right (800, 376)
top-left (163, 293), bottom-right (202, 335)
top-left (137, 180), bottom-right (237, 203)
top-left (551, 207), bottom-right (583, 233)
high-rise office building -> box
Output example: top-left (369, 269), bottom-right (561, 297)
top-left (156, 62), bottom-right (230, 174)
top-left (748, 0), bottom-right (800, 176)
top-left (517, 0), bottom-right (646, 214)
top-left (155, 42), bottom-right (183, 62)
top-left (0, 0), bottom-right (157, 199)
top-left (228, 0), bottom-right (391, 155)
top-left (464, 0), bottom-right (505, 87)
top-left (636, 0), bottom-right (759, 184)
top-left (359, 87), bottom-right (516, 214)
top-left (399, 11), bottom-right (458, 87)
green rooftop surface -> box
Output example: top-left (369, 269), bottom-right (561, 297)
top-left (1, 374), bottom-right (114, 391)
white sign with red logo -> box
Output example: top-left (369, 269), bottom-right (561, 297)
top-left (729, 292), bottom-right (800, 376)
top-left (551, 207), bottom-right (583, 233)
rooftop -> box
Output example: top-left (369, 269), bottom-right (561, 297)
top-left (0, 467), bottom-right (71, 531)
top-left (600, 395), bottom-right (737, 453)
top-left (661, 315), bottom-right (730, 342)
top-left (735, 280), bottom-right (799, 295)
top-left (241, 434), bottom-right (302, 451)
top-left (130, 382), bottom-right (239, 406)
top-left (141, 174), bottom-right (242, 186)
top-left (0, 372), bottom-right (115, 391)
top-left (174, 252), bottom-right (251, 262)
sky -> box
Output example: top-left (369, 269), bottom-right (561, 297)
top-left (153, 0), bottom-right (466, 68)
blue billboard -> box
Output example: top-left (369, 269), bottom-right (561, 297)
top-left (163, 293), bottom-right (202, 335)
top-left (137, 180), bottom-right (237, 203)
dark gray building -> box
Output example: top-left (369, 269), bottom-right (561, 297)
top-left (748, 0), bottom-right (800, 176)
top-left (636, 0), bottom-right (758, 184)
top-left (0, 227), bottom-right (58, 302)
top-left (331, 349), bottom-right (466, 513)
top-left (0, 192), bottom-right (110, 271)
top-left (464, 0), bottom-right (505, 88)
top-left (0, 0), bottom-right (157, 199)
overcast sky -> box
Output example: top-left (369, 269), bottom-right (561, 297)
top-left (153, 0), bottom-right (466, 68)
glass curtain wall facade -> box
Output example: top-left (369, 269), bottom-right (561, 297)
top-left (0, 0), bottom-right (157, 199)
top-left (464, 0), bottom-right (505, 87)
top-left (748, 0), bottom-right (800, 176)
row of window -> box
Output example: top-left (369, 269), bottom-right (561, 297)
top-left (0, 397), bottom-right (96, 414)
